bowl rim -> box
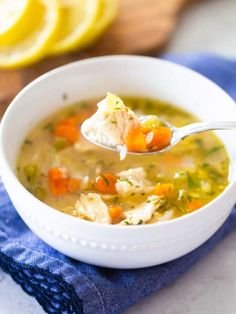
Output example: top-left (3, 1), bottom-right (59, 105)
top-left (0, 54), bottom-right (236, 231)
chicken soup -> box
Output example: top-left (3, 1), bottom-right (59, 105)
top-left (16, 95), bottom-right (229, 225)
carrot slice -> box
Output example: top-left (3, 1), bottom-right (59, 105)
top-left (49, 179), bottom-right (68, 196)
top-left (66, 178), bottom-right (81, 193)
top-left (48, 167), bottom-right (80, 196)
top-left (108, 205), bottom-right (124, 224)
top-left (187, 199), bottom-right (203, 212)
top-left (94, 173), bottom-right (117, 194)
top-left (54, 113), bottom-right (88, 144)
top-left (54, 124), bottom-right (79, 144)
top-left (48, 167), bottom-right (66, 181)
top-left (154, 183), bottom-right (175, 198)
top-left (145, 126), bottom-right (172, 150)
top-left (125, 127), bottom-right (147, 152)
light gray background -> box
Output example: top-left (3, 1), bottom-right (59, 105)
top-left (1, 0), bottom-right (236, 313)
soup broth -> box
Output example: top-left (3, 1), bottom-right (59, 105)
top-left (16, 96), bottom-right (229, 225)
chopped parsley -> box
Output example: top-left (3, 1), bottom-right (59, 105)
top-left (43, 122), bottom-right (54, 132)
top-left (24, 139), bottom-right (33, 145)
top-left (101, 174), bottom-right (110, 186)
top-left (206, 145), bottom-right (223, 155)
top-left (62, 93), bottom-right (68, 100)
top-left (119, 177), bottom-right (134, 186)
top-left (187, 172), bottom-right (200, 189)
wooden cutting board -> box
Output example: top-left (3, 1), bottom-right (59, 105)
top-left (0, 0), bottom-right (190, 118)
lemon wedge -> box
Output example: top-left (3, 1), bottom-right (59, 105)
top-left (0, 0), bottom-right (59, 69)
top-left (0, 0), bottom-right (35, 44)
top-left (49, 0), bottom-right (101, 55)
top-left (81, 0), bottom-right (118, 48)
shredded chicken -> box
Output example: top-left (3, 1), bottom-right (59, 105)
top-left (120, 195), bottom-right (164, 225)
top-left (84, 93), bottom-right (141, 147)
top-left (116, 167), bottom-right (152, 195)
top-left (158, 210), bottom-right (174, 221)
top-left (75, 193), bottom-right (111, 224)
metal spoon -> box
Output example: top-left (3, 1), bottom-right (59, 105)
top-left (81, 120), bottom-right (236, 155)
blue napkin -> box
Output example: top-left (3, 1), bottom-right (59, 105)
top-left (1, 54), bottom-right (236, 314)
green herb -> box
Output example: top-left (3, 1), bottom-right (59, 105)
top-left (24, 139), bottom-right (33, 145)
top-left (201, 163), bottom-right (210, 169)
top-left (145, 100), bottom-right (154, 110)
top-left (138, 220), bottom-right (143, 225)
top-left (194, 138), bottom-right (203, 146)
top-left (187, 172), bottom-right (200, 189)
top-left (119, 177), bottom-right (134, 186)
top-left (201, 163), bottom-right (222, 180)
top-left (111, 120), bottom-right (117, 125)
top-left (123, 220), bottom-right (130, 225)
top-left (34, 186), bottom-right (46, 201)
top-left (24, 164), bottom-right (38, 183)
top-left (148, 164), bottom-right (155, 169)
top-left (62, 93), bottom-right (68, 100)
top-left (101, 174), bottom-right (109, 186)
top-left (66, 110), bottom-right (76, 118)
top-left (113, 196), bottom-right (120, 204)
top-left (175, 203), bottom-right (187, 214)
top-left (43, 122), bottom-right (54, 132)
top-left (54, 137), bottom-right (69, 151)
top-left (206, 145), bottom-right (223, 155)
top-left (78, 101), bottom-right (88, 109)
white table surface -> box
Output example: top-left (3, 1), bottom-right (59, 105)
top-left (1, 0), bottom-right (236, 313)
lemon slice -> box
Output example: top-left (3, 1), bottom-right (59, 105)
top-left (49, 0), bottom-right (101, 55)
top-left (0, 0), bottom-right (35, 44)
top-left (0, 0), bottom-right (59, 69)
top-left (81, 0), bottom-right (118, 48)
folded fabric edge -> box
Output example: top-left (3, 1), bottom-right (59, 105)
top-left (0, 236), bottom-right (105, 314)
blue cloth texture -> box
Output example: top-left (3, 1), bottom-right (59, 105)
top-left (1, 54), bottom-right (236, 314)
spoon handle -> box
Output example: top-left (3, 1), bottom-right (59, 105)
top-left (178, 121), bottom-right (236, 138)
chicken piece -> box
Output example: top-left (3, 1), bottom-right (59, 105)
top-left (120, 195), bottom-right (164, 225)
top-left (115, 167), bottom-right (152, 195)
top-left (158, 210), bottom-right (174, 221)
top-left (84, 93), bottom-right (141, 147)
top-left (75, 193), bottom-right (111, 224)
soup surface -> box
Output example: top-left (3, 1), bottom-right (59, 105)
top-left (16, 96), bottom-right (229, 225)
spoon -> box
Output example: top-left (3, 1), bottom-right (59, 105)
top-left (81, 120), bottom-right (236, 155)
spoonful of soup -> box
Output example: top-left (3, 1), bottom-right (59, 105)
top-left (81, 93), bottom-right (236, 160)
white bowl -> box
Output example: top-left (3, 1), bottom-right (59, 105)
top-left (1, 56), bottom-right (236, 269)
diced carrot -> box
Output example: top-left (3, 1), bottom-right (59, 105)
top-left (49, 179), bottom-right (68, 196)
top-left (108, 205), bottom-right (124, 224)
top-left (48, 167), bottom-right (65, 181)
top-left (125, 127), bottom-right (147, 152)
top-left (154, 183), bottom-right (175, 198)
top-left (54, 124), bottom-right (79, 144)
top-left (187, 199), bottom-right (203, 212)
top-left (48, 167), bottom-right (80, 196)
top-left (60, 116), bottom-right (77, 126)
top-left (145, 126), bottom-right (172, 150)
top-left (94, 173), bottom-right (117, 194)
top-left (66, 178), bottom-right (80, 193)
top-left (54, 113), bottom-right (88, 144)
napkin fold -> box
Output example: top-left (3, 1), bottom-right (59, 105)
top-left (1, 54), bottom-right (236, 314)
